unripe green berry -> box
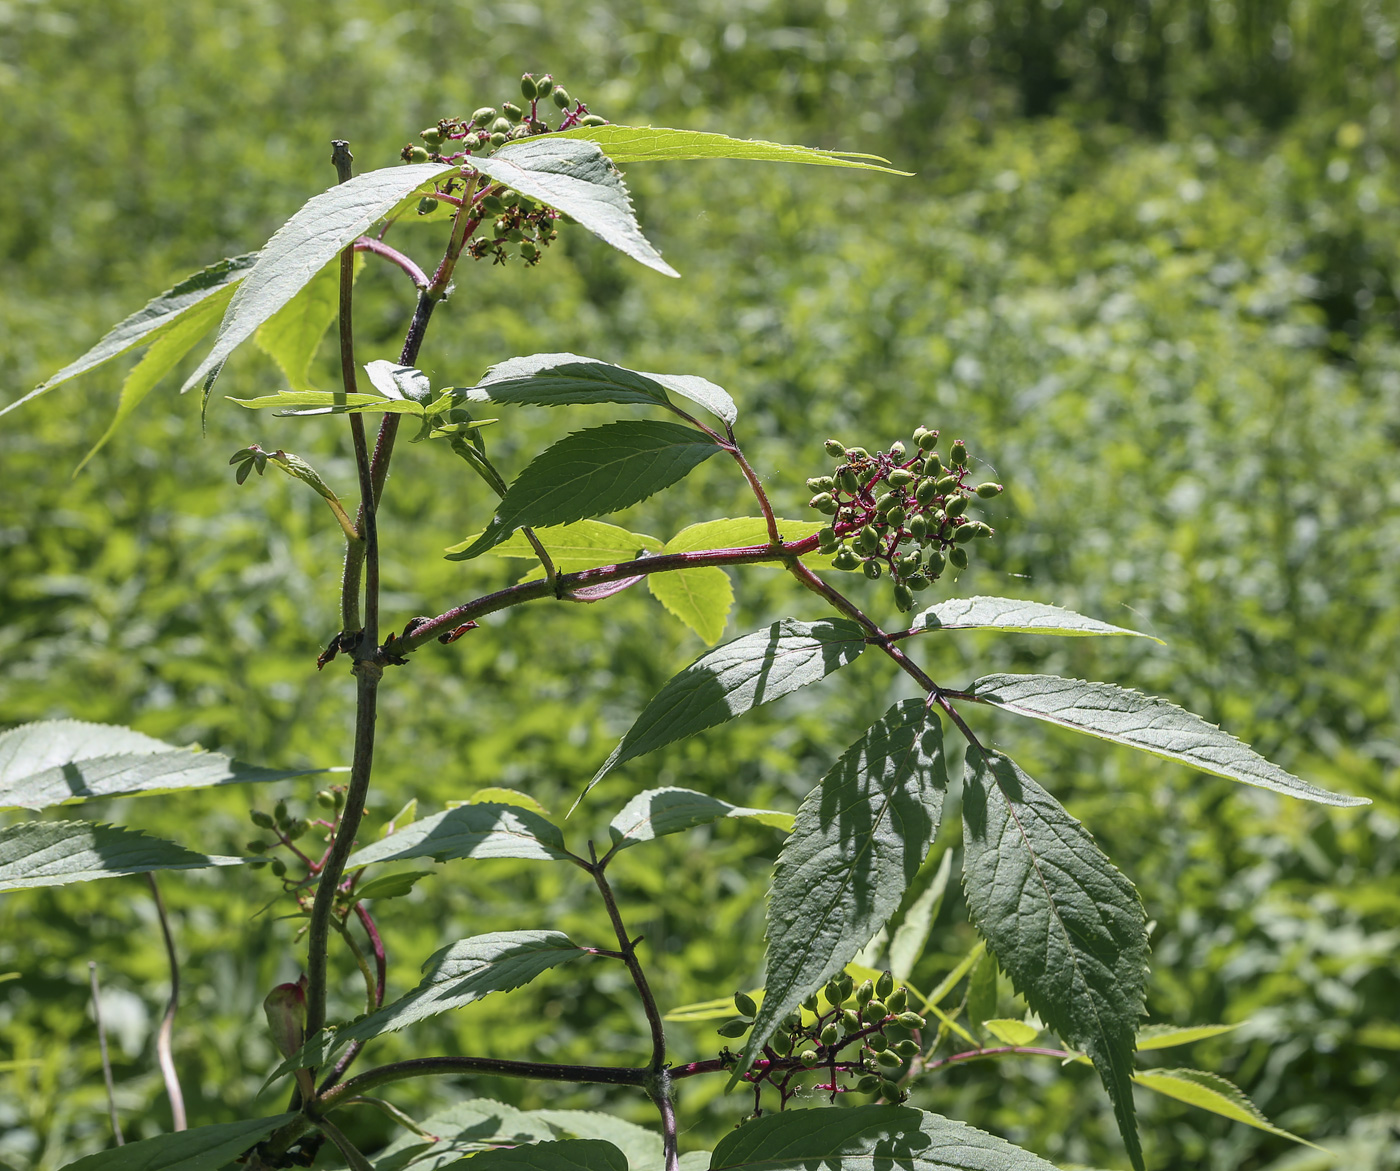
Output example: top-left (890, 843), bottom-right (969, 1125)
top-left (489, 132), bottom-right (508, 148)
top-left (893, 583), bottom-right (915, 611)
top-left (875, 1049), bottom-right (903, 1072)
top-left (507, 227), bottom-right (525, 242)
top-left (717, 1018), bottom-right (750, 1038)
top-left (421, 127), bottom-right (443, 145)
top-left (285, 818), bottom-right (309, 841)
top-left (248, 858), bottom-right (268, 869)
top-left (953, 523), bottom-right (978, 543)
top-left (972, 521), bottom-right (994, 538)
top-left (472, 107), bottom-right (497, 127)
top-left (806, 476), bottom-right (834, 492)
top-left (417, 196), bottom-right (437, 215)
top-left (810, 493), bottom-right (838, 515)
top-left (800, 1048), bottom-right (819, 1067)
top-left (888, 468), bottom-right (913, 486)
top-left (889, 440), bottom-right (906, 458)
top-left (855, 979), bottom-right (874, 1007)
top-left (520, 241), bottom-right (539, 260)
top-left (906, 573), bottom-right (930, 592)
top-left (846, 447), bottom-right (870, 462)
top-left (270, 859), bottom-right (287, 878)
top-left (734, 991), bottom-right (758, 1018)
top-left (945, 496), bottom-right (969, 518)
top-left (491, 117), bottom-right (513, 135)
top-left (914, 479), bottom-right (938, 507)
top-left (274, 800), bottom-right (289, 824)
top-left (897, 1011), bottom-right (927, 1029)
top-left (552, 87), bottom-right (571, 109)
top-left (925, 452), bottom-right (944, 474)
top-left (917, 430), bottom-right (939, 452)
top-left (837, 469), bottom-right (860, 494)
top-left (535, 75), bottom-right (554, 98)
top-left (841, 1008), bottom-right (862, 1032)
top-left (926, 549), bottom-right (946, 576)
top-left (912, 425), bottom-right (930, 442)
top-left (907, 514), bottom-right (928, 539)
top-left (783, 1010), bottom-right (803, 1030)
top-left (865, 1032), bottom-right (889, 1052)
top-left (949, 546), bottom-right (969, 569)
top-left (896, 1039), bottom-right (921, 1058)
top-left (950, 440), bottom-right (968, 464)
top-left (935, 474), bottom-right (959, 493)
top-left (407, 146), bottom-right (430, 164)
top-left (824, 978), bottom-right (844, 1005)
top-left (874, 492), bottom-right (897, 514)
top-left (817, 526), bottom-right (838, 552)
top-left (833, 549), bottom-right (861, 572)
top-left (886, 505), bottom-right (906, 528)
top-left (881, 1079), bottom-right (904, 1099)
top-left (886, 987), bottom-right (907, 1013)
top-left (251, 810), bottom-right (274, 829)
top-left (976, 481), bottom-right (1003, 498)
top-left (824, 439), bottom-right (846, 457)
top-left (245, 840), bottom-right (268, 854)
top-left (580, 114), bottom-right (608, 126)
top-left (862, 559), bottom-right (882, 580)
top-left (858, 525), bottom-right (880, 554)
top-left (480, 195), bottom-right (505, 216)
top-left (803, 993), bottom-right (820, 1013)
top-left (521, 74), bottom-right (538, 100)
top-left (876, 971), bottom-right (894, 999)
top-left (502, 101), bottom-right (523, 123)
top-left (838, 972), bottom-right (854, 997)
top-left (862, 999), bottom-right (888, 1024)
top-left (821, 1023), bottom-right (839, 1046)
top-left (856, 1075), bottom-right (882, 1093)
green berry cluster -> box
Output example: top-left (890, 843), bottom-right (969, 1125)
top-left (716, 969), bottom-right (927, 1107)
top-left (246, 789), bottom-right (344, 881)
top-left (807, 428), bottom-right (1001, 612)
top-left (466, 189), bottom-right (560, 267)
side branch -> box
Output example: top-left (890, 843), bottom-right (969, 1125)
top-left (320, 1056), bottom-right (649, 1105)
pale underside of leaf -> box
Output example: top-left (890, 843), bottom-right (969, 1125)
top-left (560, 125), bottom-right (912, 175)
top-left (647, 565), bottom-right (733, 645)
top-left (591, 618), bottom-right (867, 786)
top-left (3, 253), bottom-right (258, 420)
top-left (476, 136), bottom-right (678, 277)
top-left (962, 674), bottom-right (1368, 807)
top-left (910, 596), bottom-right (1162, 643)
top-left (0, 719), bottom-right (322, 812)
top-left (344, 802), bottom-right (572, 869)
top-left (708, 1105), bottom-right (1059, 1170)
top-left (737, 701), bottom-right (948, 1082)
top-left (607, 787), bottom-right (792, 853)
top-left (0, 821), bottom-right (242, 892)
top-left (254, 252), bottom-right (364, 390)
top-left (60, 1114), bottom-right (295, 1171)
top-left (960, 747), bottom-right (1147, 1171)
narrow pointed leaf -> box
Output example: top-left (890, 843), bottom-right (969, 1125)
top-left (475, 136), bottom-right (677, 277)
top-left (230, 390), bottom-right (426, 415)
top-left (270, 931), bottom-right (586, 1077)
top-left (61, 1115), bottom-right (295, 1171)
top-left (1132, 1068), bottom-right (1320, 1147)
top-left (593, 618), bottom-right (866, 784)
top-left (0, 822), bottom-right (242, 892)
top-left (344, 802), bottom-right (572, 869)
top-left (465, 1139), bottom-right (627, 1171)
top-left (451, 421), bottom-right (721, 561)
top-left (737, 701), bottom-right (948, 1082)
top-left (961, 747), bottom-right (1147, 1171)
top-left (663, 517), bottom-right (824, 552)
top-left (0, 719), bottom-right (321, 812)
top-left (254, 253), bottom-right (363, 389)
top-left (182, 162), bottom-right (456, 401)
top-left (77, 286), bottom-right (235, 470)
top-left (561, 126), bottom-right (911, 175)
top-left (1135, 1022), bottom-right (1242, 1050)
top-left (647, 565), bottom-right (733, 644)
top-left (708, 1105), bottom-right (1058, 1170)
top-left (889, 848), bottom-right (954, 982)
top-left (453, 520), bottom-right (661, 569)
top-left (3, 253), bottom-right (257, 419)
top-left (608, 787), bottom-right (792, 853)
top-left (982, 1019), bottom-right (1041, 1046)
top-left (910, 597), bottom-right (1161, 643)
top-left (962, 675), bottom-right (1368, 807)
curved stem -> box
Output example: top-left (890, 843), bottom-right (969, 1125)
top-left (353, 237), bottom-right (429, 289)
top-left (88, 961), bottom-right (123, 1146)
top-left (145, 874), bottom-right (187, 1130)
top-left (321, 1056), bottom-right (648, 1106)
top-left (316, 1117), bottom-right (374, 1171)
top-left (725, 425), bottom-right (780, 545)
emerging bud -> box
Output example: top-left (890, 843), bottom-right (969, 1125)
top-left (824, 439), bottom-right (846, 457)
top-left (800, 1048), bottom-right (819, 1067)
top-left (535, 75), bottom-right (555, 98)
top-left (821, 1023), bottom-right (840, 1046)
top-left (552, 86), bottom-right (572, 109)
top-left (855, 979), bottom-right (874, 1007)
top-left (520, 74), bottom-right (538, 101)
top-left (950, 440), bottom-right (968, 465)
top-left (263, 978), bottom-right (307, 1060)
top-left (471, 107), bottom-right (497, 127)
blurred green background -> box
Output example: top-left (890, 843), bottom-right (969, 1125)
top-left (1, 1), bottom-right (1398, 1168)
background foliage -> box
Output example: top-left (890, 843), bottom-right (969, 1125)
top-left (1, 1), bottom-right (1397, 1168)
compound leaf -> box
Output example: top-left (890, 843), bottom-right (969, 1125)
top-left (910, 597), bottom-right (1161, 643)
top-left (961, 747), bottom-right (1147, 1171)
top-left (592, 618), bottom-right (867, 785)
top-left (0, 822), bottom-right (242, 892)
top-left (182, 162), bottom-right (456, 403)
top-left (345, 802), bottom-right (572, 869)
top-left (737, 701), bottom-right (947, 1082)
top-left (963, 675), bottom-right (1368, 807)
top-left (3, 253), bottom-right (257, 420)
top-left (0, 719), bottom-right (320, 812)
top-left (254, 253), bottom-right (364, 389)
top-left (607, 787), bottom-right (792, 854)
top-left (709, 1105), bottom-right (1057, 1170)
top-left (60, 1115), bottom-right (295, 1171)
top-left (476, 136), bottom-right (677, 277)
top-left (561, 126), bottom-right (910, 175)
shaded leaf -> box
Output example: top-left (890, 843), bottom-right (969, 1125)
top-left (3, 253), bottom-right (257, 419)
top-left (708, 1105), bottom-right (1058, 1170)
top-left (647, 565), bottom-right (733, 645)
top-left (354, 870), bottom-right (432, 901)
top-left (254, 253), bottom-right (363, 389)
top-left (561, 126), bottom-right (910, 174)
top-left (465, 352), bottom-right (738, 424)
top-left (982, 1019), bottom-right (1041, 1047)
top-left (0, 719), bottom-right (321, 812)
top-left (271, 931), bottom-right (587, 1077)
top-left (738, 701), bottom-right (947, 1081)
top-left (0, 821), bottom-right (242, 893)
top-left (450, 421), bottom-right (721, 562)
top-left (961, 747), bottom-right (1147, 1171)
top-left (524, 1111), bottom-right (662, 1171)
top-left (1133, 1068), bottom-right (1320, 1147)
top-left (371, 1099), bottom-right (557, 1171)
top-left (962, 675), bottom-right (1367, 807)
top-left (182, 163), bottom-right (456, 402)
top-left (607, 787), bottom-right (792, 854)
top-left (910, 597), bottom-right (1161, 643)
top-left (229, 390), bottom-right (426, 416)
top-left (1135, 1023), bottom-right (1242, 1051)
top-left (465, 1139), bottom-right (627, 1171)
top-left (476, 136), bottom-right (677, 277)
top-left (345, 803), bottom-right (572, 869)
top-left (60, 1115), bottom-right (295, 1171)
top-left (592, 618), bottom-right (867, 785)
top-left (889, 848), bottom-right (954, 983)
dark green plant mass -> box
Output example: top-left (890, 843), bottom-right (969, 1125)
top-left (0, 61), bottom-right (1378, 1171)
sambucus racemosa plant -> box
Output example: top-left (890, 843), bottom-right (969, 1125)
top-left (0, 73), bottom-right (1370, 1171)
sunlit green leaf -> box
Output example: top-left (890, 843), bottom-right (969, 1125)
top-left (607, 787), bottom-right (792, 854)
top-left (1133, 1068), bottom-right (1321, 1147)
top-left (910, 597), bottom-right (1161, 643)
top-left (561, 125), bottom-right (910, 174)
top-left (61, 1115), bottom-right (295, 1171)
top-left (345, 802), bottom-right (571, 869)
